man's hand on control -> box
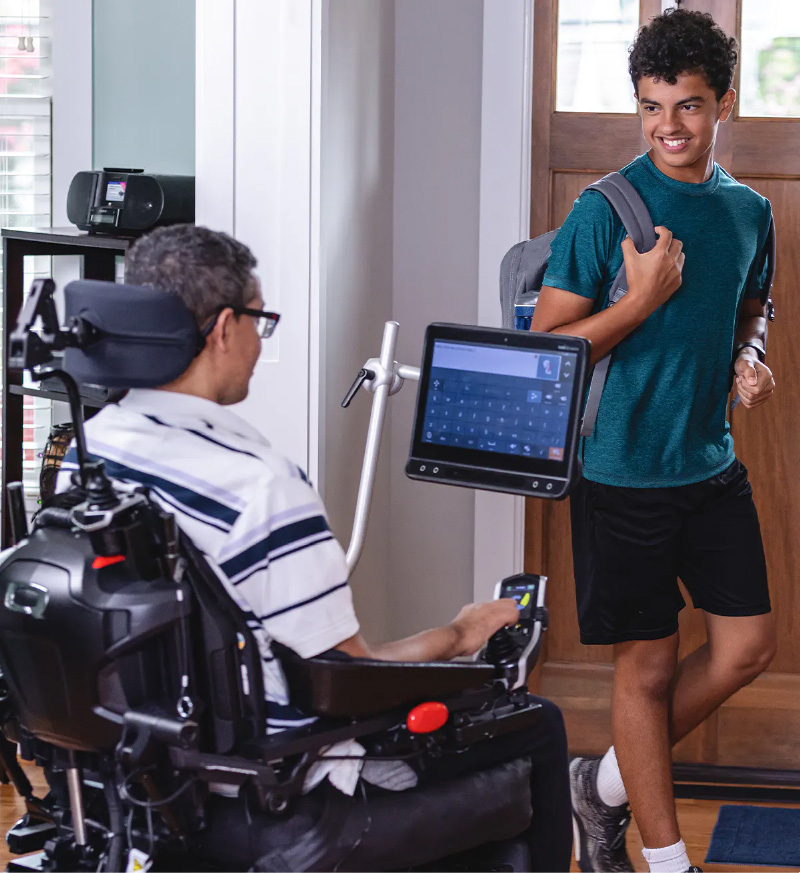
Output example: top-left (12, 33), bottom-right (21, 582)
top-left (622, 226), bottom-right (685, 318)
top-left (734, 352), bottom-right (775, 409)
top-left (449, 600), bottom-right (520, 657)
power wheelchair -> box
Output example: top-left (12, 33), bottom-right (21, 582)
top-left (0, 278), bottom-right (585, 872)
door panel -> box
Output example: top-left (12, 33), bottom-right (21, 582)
top-left (529, 0), bottom-right (800, 771)
top-left (733, 177), bottom-right (800, 677)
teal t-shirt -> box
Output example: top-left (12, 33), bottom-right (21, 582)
top-left (542, 152), bottom-right (772, 488)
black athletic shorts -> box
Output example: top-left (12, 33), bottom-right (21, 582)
top-left (570, 458), bottom-right (771, 645)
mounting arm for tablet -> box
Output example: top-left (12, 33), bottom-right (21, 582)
top-left (341, 321), bottom-right (419, 573)
top-left (341, 319), bottom-right (590, 572)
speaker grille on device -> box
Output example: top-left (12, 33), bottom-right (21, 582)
top-left (121, 175), bottom-right (164, 230)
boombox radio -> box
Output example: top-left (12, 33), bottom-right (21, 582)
top-left (67, 168), bottom-right (195, 235)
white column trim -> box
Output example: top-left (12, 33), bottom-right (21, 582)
top-left (51, 0), bottom-right (93, 228)
top-left (308, 0), bottom-right (326, 491)
top-left (195, 0), bottom-right (235, 234)
top-left (473, 0), bottom-right (535, 601)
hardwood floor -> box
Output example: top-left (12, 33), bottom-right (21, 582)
top-left (571, 797), bottom-right (799, 873)
top-left (0, 761), bottom-right (794, 872)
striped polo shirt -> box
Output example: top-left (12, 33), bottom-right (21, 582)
top-left (57, 388), bottom-right (361, 735)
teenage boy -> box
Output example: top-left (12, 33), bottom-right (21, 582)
top-left (531, 9), bottom-right (776, 873)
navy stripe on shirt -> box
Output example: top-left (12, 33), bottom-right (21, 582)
top-left (259, 580), bottom-right (349, 622)
top-left (228, 533), bottom-right (335, 588)
top-left (220, 515), bottom-right (331, 580)
top-left (143, 414), bottom-right (261, 460)
top-left (62, 448), bottom-right (240, 530)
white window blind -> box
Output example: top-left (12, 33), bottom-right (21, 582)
top-left (0, 0), bottom-right (52, 511)
top-left (0, 0), bottom-right (51, 230)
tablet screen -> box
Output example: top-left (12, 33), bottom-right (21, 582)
top-left (407, 324), bottom-right (589, 498)
top-left (422, 341), bottom-right (577, 462)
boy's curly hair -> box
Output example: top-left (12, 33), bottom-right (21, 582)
top-left (629, 8), bottom-right (738, 100)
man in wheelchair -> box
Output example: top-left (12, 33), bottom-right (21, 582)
top-left (0, 225), bottom-right (571, 871)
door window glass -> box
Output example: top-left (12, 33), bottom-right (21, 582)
top-left (740, 0), bottom-right (800, 117)
top-left (556, 0), bottom-right (639, 113)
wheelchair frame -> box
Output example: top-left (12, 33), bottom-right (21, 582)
top-left (0, 279), bottom-right (548, 872)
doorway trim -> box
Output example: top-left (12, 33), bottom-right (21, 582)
top-left (473, 0), bottom-right (535, 600)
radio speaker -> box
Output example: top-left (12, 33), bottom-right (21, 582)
top-left (66, 172), bottom-right (98, 227)
top-left (120, 175), bottom-right (164, 231)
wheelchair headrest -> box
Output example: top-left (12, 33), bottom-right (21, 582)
top-left (63, 280), bottom-right (199, 388)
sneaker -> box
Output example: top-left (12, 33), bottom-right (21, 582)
top-left (685, 868), bottom-right (703, 872)
top-left (570, 756), bottom-right (634, 872)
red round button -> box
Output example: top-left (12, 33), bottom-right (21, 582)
top-left (407, 701), bottom-right (449, 734)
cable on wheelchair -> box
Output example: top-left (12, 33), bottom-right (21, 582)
top-left (116, 764), bottom-right (197, 810)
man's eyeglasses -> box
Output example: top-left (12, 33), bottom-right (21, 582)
top-left (200, 305), bottom-right (281, 344)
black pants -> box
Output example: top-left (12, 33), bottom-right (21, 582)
top-left (417, 694), bottom-right (572, 872)
top-left (200, 695), bottom-right (572, 872)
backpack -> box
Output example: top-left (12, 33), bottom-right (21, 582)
top-left (499, 173), bottom-right (776, 437)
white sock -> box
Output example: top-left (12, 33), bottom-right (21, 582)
top-left (642, 839), bottom-right (690, 873)
top-left (596, 746), bottom-right (628, 807)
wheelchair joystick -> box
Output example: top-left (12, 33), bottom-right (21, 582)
top-left (485, 628), bottom-right (520, 667)
top-left (79, 458), bottom-right (118, 511)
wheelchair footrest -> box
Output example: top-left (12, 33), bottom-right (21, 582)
top-left (7, 822), bottom-right (57, 856)
top-left (6, 851), bottom-right (49, 872)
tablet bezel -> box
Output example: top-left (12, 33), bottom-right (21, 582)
top-left (407, 323), bottom-right (590, 495)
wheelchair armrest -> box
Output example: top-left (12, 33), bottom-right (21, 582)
top-left (273, 642), bottom-right (495, 718)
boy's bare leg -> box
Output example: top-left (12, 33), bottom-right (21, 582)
top-left (611, 612), bottom-right (776, 852)
top-left (668, 612), bottom-right (776, 744)
top-left (611, 634), bottom-right (681, 849)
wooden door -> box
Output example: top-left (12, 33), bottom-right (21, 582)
top-left (529, 0), bottom-right (800, 773)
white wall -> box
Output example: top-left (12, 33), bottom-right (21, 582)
top-left (389, 0), bottom-right (485, 637)
top-left (319, 0), bottom-right (395, 639)
top-left (196, 1), bottom-right (315, 471)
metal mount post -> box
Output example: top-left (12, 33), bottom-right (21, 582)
top-left (344, 321), bottom-right (419, 573)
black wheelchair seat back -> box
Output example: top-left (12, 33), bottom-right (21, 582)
top-left (0, 521), bottom-right (189, 753)
top-left (180, 535), bottom-right (265, 752)
top-left (0, 495), bottom-right (268, 760)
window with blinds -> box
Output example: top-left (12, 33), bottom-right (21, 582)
top-left (0, 0), bottom-right (52, 513)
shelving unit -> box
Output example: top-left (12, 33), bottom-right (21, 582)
top-left (1, 227), bottom-right (134, 546)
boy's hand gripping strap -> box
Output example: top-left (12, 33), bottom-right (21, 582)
top-left (579, 173), bottom-right (658, 437)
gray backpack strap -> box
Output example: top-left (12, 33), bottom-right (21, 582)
top-left (579, 173), bottom-right (657, 437)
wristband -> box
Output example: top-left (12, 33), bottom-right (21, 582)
top-left (734, 341), bottom-right (765, 363)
